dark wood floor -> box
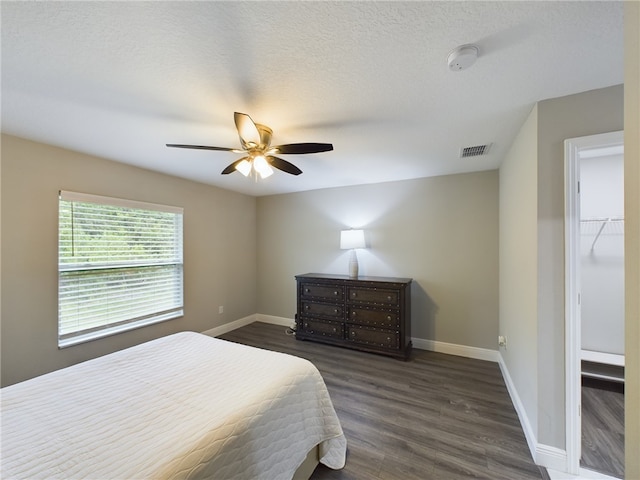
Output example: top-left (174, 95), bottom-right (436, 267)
top-left (581, 377), bottom-right (625, 478)
top-left (219, 322), bottom-right (547, 480)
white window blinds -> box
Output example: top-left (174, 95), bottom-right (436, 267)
top-left (58, 191), bottom-right (184, 348)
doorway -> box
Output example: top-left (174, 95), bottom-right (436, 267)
top-left (565, 131), bottom-right (624, 478)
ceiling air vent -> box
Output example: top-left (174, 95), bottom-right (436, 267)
top-left (460, 144), bottom-right (491, 158)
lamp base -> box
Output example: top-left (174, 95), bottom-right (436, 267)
top-left (348, 249), bottom-right (359, 278)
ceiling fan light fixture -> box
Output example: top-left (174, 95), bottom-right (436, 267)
top-left (258, 167), bottom-right (273, 179)
top-left (253, 155), bottom-right (274, 178)
top-left (236, 159), bottom-right (252, 176)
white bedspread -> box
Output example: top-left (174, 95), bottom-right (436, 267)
top-left (1, 332), bottom-right (346, 479)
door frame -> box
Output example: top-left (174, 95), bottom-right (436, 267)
top-left (564, 130), bottom-right (624, 475)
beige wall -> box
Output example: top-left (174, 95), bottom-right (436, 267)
top-left (499, 104), bottom-right (539, 440)
top-left (257, 171), bottom-right (499, 350)
top-left (501, 85), bottom-right (624, 458)
top-left (0, 134), bottom-right (257, 387)
top-left (624, 1), bottom-right (640, 477)
top-left (536, 85), bottom-right (623, 449)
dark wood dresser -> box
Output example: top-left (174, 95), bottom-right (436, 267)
top-left (295, 273), bottom-right (412, 359)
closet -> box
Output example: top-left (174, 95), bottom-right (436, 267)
top-left (566, 131), bottom-right (624, 478)
top-left (579, 151), bottom-right (625, 381)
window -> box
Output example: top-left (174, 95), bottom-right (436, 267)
top-left (58, 191), bottom-right (183, 348)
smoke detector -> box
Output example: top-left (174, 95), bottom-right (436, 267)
top-left (447, 44), bottom-right (479, 71)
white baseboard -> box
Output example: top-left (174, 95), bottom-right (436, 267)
top-left (497, 353), bottom-right (540, 462)
top-left (548, 467), bottom-right (621, 479)
top-left (536, 444), bottom-right (568, 473)
top-left (207, 315), bottom-right (499, 364)
top-left (200, 315), bottom-right (293, 342)
top-left (256, 314), bottom-right (295, 328)
top-left (233, 319), bottom-right (500, 363)
top-left (201, 314), bottom-right (257, 338)
top-left (498, 352), bottom-right (569, 473)
top-left (412, 337), bottom-right (500, 363)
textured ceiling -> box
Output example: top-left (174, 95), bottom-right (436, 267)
top-left (1, 1), bottom-right (623, 196)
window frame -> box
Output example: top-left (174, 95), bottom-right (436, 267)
top-left (58, 191), bottom-right (184, 348)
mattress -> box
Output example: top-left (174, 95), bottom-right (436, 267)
top-left (1, 331), bottom-right (347, 479)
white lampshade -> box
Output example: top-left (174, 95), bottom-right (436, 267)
top-left (253, 155), bottom-right (274, 178)
top-left (235, 159), bottom-right (252, 176)
top-left (340, 229), bottom-right (366, 250)
top-left (235, 155), bottom-right (273, 179)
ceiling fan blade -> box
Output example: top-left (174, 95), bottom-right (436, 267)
top-left (234, 112), bottom-right (262, 149)
top-left (268, 156), bottom-right (303, 175)
top-left (221, 157), bottom-right (249, 175)
top-left (271, 143), bottom-right (333, 155)
top-left (166, 144), bottom-right (238, 152)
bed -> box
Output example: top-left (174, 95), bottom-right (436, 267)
top-left (0, 331), bottom-right (347, 479)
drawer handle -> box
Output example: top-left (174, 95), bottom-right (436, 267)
top-left (305, 305), bottom-right (310, 310)
top-left (352, 311), bottom-right (357, 316)
top-left (333, 327), bottom-right (337, 333)
top-left (334, 308), bottom-right (339, 314)
top-left (351, 331), bottom-right (356, 336)
top-left (351, 292), bottom-right (357, 297)
top-left (305, 288), bottom-right (310, 293)
top-left (387, 315), bottom-right (392, 321)
top-left (304, 322), bottom-right (309, 328)
top-left (387, 295), bottom-right (392, 301)
top-left (334, 291), bottom-right (339, 296)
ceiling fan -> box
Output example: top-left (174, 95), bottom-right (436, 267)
top-left (167, 112), bottom-right (333, 178)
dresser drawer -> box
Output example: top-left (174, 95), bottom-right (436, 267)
top-left (348, 307), bottom-right (399, 329)
top-left (347, 287), bottom-right (399, 306)
top-left (301, 301), bottom-right (343, 319)
top-left (300, 283), bottom-right (344, 301)
top-left (299, 318), bottom-right (344, 339)
top-left (347, 325), bottom-right (399, 349)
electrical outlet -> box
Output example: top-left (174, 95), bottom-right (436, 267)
top-left (498, 335), bottom-right (507, 348)
top-left (218, 306), bottom-right (224, 314)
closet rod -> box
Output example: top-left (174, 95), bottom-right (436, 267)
top-left (587, 217), bottom-right (624, 251)
top-left (581, 216), bottom-right (624, 223)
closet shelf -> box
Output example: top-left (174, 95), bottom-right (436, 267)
top-left (580, 216), bottom-right (624, 223)
top-left (581, 349), bottom-right (625, 366)
top-left (580, 217), bottom-right (624, 250)
top-left (581, 351), bottom-right (625, 383)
